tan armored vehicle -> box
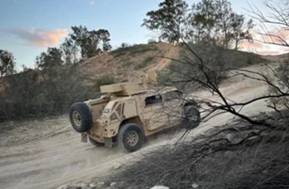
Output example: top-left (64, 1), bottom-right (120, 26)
top-left (69, 83), bottom-right (200, 152)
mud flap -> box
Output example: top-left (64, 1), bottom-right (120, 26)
top-left (104, 138), bottom-right (113, 148)
top-left (81, 133), bottom-right (88, 143)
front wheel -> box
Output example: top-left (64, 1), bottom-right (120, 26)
top-left (117, 123), bottom-right (145, 152)
top-left (182, 106), bottom-right (201, 130)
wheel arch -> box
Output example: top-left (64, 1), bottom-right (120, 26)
top-left (117, 119), bottom-right (145, 152)
top-left (119, 116), bottom-right (144, 134)
top-left (184, 99), bottom-right (198, 107)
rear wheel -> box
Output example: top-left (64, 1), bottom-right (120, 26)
top-left (117, 123), bottom-right (144, 152)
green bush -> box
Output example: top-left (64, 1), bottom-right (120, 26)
top-left (0, 64), bottom-right (105, 121)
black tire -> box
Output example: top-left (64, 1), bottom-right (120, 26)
top-left (182, 105), bottom-right (201, 130)
top-left (69, 102), bottom-right (92, 133)
top-left (117, 123), bottom-right (145, 152)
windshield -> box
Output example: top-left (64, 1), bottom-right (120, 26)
top-left (102, 108), bottom-right (111, 114)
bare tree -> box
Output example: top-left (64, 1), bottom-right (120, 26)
top-left (173, 45), bottom-right (282, 127)
top-left (162, 1), bottom-right (289, 132)
top-left (248, 0), bottom-right (289, 117)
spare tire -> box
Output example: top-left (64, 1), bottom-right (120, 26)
top-left (182, 105), bottom-right (201, 130)
top-left (69, 102), bottom-right (92, 133)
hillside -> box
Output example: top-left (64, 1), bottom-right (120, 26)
top-left (0, 42), bottom-right (269, 121)
top-left (78, 42), bottom-right (267, 88)
top-left (0, 42), bottom-right (267, 92)
top-left (263, 53), bottom-right (289, 63)
top-left (79, 42), bottom-right (181, 86)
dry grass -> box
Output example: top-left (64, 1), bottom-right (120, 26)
top-left (108, 116), bottom-right (289, 189)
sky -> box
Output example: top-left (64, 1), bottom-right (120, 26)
top-left (0, 0), bottom-right (287, 70)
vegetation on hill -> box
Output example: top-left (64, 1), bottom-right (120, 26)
top-left (0, 41), bottom-right (267, 121)
top-left (143, 0), bottom-right (253, 49)
top-left (158, 43), bottom-right (267, 89)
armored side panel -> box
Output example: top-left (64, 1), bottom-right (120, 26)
top-left (100, 83), bottom-right (144, 96)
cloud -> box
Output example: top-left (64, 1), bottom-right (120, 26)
top-left (240, 28), bottom-right (289, 55)
top-left (89, 0), bottom-right (95, 5)
top-left (5, 28), bottom-right (68, 48)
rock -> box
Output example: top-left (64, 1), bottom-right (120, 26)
top-left (56, 182), bottom-right (97, 189)
top-left (77, 183), bottom-right (89, 189)
top-left (226, 132), bottom-right (244, 144)
top-left (110, 182), bottom-right (116, 186)
top-left (96, 181), bottom-right (105, 188)
top-left (88, 183), bottom-right (96, 189)
top-left (246, 135), bottom-right (262, 146)
top-left (192, 183), bottom-right (199, 188)
top-left (56, 184), bottom-right (80, 189)
top-left (56, 185), bottom-right (70, 189)
top-left (262, 169), bottom-right (269, 174)
top-left (151, 186), bottom-right (170, 189)
top-left (66, 183), bottom-right (89, 189)
top-left (113, 163), bottom-right (122, 170)
top-left (103, 182), bottom-right (118, 189)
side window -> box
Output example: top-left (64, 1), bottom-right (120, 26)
top-left (163, 91), bottom-right (181, 102)
top-left (115, 104), bottom-right (122, 115)
top-left (145, 95), bottom-right (162, 106)
top-left (110, 113), bottom-right (118, 121)
top-left (114, 103), bottom-right (124, 119)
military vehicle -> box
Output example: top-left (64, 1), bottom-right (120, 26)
top-left (69, 83), bottom-right (200, 152)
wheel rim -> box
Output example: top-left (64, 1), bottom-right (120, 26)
top-left (125, 130), bottom-right (139, 147)
top-left (72, 111), bottom-right (82, 127)
top-left (186, 108), bottom-right (199, 122)
top-left (190, 114), bottom-right (199, 121)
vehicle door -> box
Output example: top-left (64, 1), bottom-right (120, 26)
top-left (143, 94), bottom-right (169, 131)
top-left (162, 90), bottom-right (183, 127)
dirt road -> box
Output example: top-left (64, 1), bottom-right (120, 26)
top-left (0, 64), bottom-right (273, 189)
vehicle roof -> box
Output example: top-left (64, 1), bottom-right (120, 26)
top-left (102, 87), bottom-right (180, 110)
top-left (108, 87), bottom-right (179, 101)
top-left (150, 87), bottom-right (178, 96)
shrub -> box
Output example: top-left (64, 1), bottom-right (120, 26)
top-left (112, 44), bottom-right (158, 58)
top-left (0, 64), bottom-right (98, 121)
top-left (120, 43), bottom-right (130, 48)
top-left (148, 39), bottom-right (157, 44)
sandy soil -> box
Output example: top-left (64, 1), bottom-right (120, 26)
top-left (0, 64), bottom-right (274, 189)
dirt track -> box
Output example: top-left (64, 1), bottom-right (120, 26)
top-left (0, 64), bottom-right (273, 189)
